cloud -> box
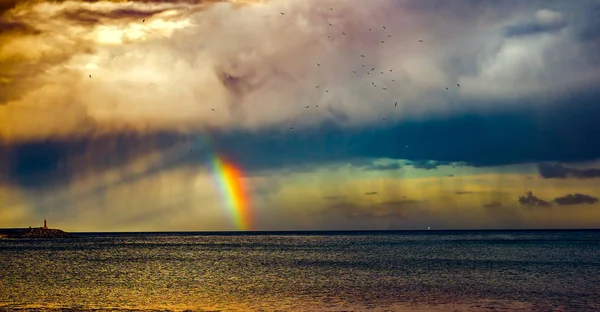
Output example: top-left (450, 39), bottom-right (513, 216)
top-left (1, 0), bottom-right (599, 142)
top-left (518, 191), bottom-right (551, 207)
top-left (504, 9), bottom-right (566, 37)
top-left (406, 160), bottom-right (456, 170)
top-left (362, 162), bottom-right (401, 171)
top-left (538, 163), bottom-right (600, 179)
top-left (455, 191), bottom-right (474, 195)
top-left (554, 194), bottom-right (599, 206)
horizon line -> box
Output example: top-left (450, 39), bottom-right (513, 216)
top-left (2, 228), bottom-right (600, 234)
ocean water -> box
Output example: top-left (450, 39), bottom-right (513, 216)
top-left (1, 230), bottom-right (599, 312)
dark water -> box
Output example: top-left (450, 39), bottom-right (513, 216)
top-left (1, 230), bottom-right (600, 311)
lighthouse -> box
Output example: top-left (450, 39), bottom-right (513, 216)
top-left (43, 218), bottom-right (48, 229)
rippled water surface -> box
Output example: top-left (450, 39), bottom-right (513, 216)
top-left (1, 230), bottom-right (600, 311)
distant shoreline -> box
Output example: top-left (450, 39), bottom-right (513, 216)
top-left (0, 227), bottom-right (72, 238)
top-left (1, 228), bottom-right (597, 237)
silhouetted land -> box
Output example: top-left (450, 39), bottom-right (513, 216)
top-left (0, 227), bottom-right (71, 238)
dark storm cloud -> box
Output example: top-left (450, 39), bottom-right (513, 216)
top-left (212, 90), bottom-right (600, 172)
top-left (518, 191), bottom-right (551, 207)
top-left (538, 163), bottom-right (600, 179)
top-left (362, 162), bottom-right (401, 171)
top-left (0, 133), bottom-right (202, 189)
top-left (3, 89), bottom-right (600, 192)
top-left (405, 160), bottom-right (456, 170)
top-left (554, 194), bottom-right (599, 206)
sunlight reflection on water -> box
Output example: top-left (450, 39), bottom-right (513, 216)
top-left (1, 231), bottom-right (599, 311)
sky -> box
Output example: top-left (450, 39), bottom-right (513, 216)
top-left (1, 0), bottom-right (600, 231)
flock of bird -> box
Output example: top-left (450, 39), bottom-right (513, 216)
top-left (283, 7), bottom-right (462, 131)
top-left (88, 7), bottom-right (461, 132)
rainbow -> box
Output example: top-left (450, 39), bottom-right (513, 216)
top-left (211, 155), bottom-right (253, 231)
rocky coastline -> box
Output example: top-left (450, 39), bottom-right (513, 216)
top-left (1, 227), bottom-right (72, 238)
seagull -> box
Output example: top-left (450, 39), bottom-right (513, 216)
top-left (316, 63), bottom-right (321, 66)
top-left (305, 106), bottom-right (309, 108)
top-left (88, 74), bottom-right (91, 78)
top-left (446, 87), bottom-right (448, 90)
top-left (329, 23), bottom-right (333, 26)
top-left (316, 85), bottom-right (320, 88)
top-left (428, 226), bottom-right (431, 230)
top-left (382, 87), bottom-right (387, 90)
top-left (388, 35), bottom-right (391, 37)
top-left (390, 69), bottom-right (393, 72)
top-left (142, 19), bottom-right (145, 23)
top-left (361, 55), bottom-right (365, 57)
top-left (352, 71), bottom-right (356, 73)
top-left (281, 12), bottom-right (285, 15)
top-left (342, 32), bottom-right (346, 35)
top-left (211, 108), bottom-right (215, 111)
top-left (325, 90), bottom-right (329, 92)
top-left (419, 40), bottom-right (424, 42)
top-left (394, 102), bottom-right (398, 107)
top-left (457, 83), bottom-right (460, 87)
top-left (380, 72), bottom-right (384, 74)
top-left (383, 26), bottom-right (386, 30)
top-left (371, 67), bottom-right (375, 71)
top-left (381, 40), bottom-right (385, 43)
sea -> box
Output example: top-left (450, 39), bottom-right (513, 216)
top-left (1, 230), bottom-right (599, 312)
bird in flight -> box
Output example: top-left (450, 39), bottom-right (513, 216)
top-left (88, 74), bottom-right (91, 78)
top-left (419, 40), bottom-right (424, 42)
top-left (281, 12), bottom-right (285, 15)
top-left (142, 19), bottom-right (145, 23)
top-left (457, 83), bottom-right (460, 87)
top-left (316, 63), bottom-right (321, 66)
top-left (394, 102), bottom-right (398, 107)
top-left (383, 26), bottom-right (386, 30)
